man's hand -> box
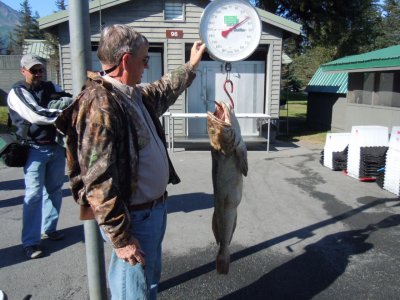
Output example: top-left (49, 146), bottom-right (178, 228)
top-left (189, 40), bottom-right (206, 70)
top-left (115, 237), bottom-right (146, 266)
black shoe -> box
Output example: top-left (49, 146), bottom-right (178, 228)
top-left (41, 231), bottom-right (64, 241)
top-left (24, 245), bottom-right (43, 259)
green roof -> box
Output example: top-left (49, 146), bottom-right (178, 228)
top-left (305, 67), bottom-right (348, 94)
top-left (321, 45), bottom-right (400, 72)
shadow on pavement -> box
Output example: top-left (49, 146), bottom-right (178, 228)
top-left (0, 194), bottom-right (23, 208)
top-left (221, 214), bottom-right (400, 300)
top-left (0, 178), bottom-right (25, 191)
top-left (0, 175), bottom-right (69, 191)
top-left (0, 175), bottom-right (69, 192)
top-left (167, 192), bottom-right (213, 214)
top-left (159, 198), bottom-right (399, 293)
top-left (0, 224), bottom-right (84, 269)
top-left (0, 188), bottom-right (72, 209)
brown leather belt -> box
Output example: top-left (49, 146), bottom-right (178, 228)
top-left (129, 192), bottom-right (168, 211)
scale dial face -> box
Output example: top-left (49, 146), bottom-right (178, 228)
top-left (199, 0), bottom-right (262, 62)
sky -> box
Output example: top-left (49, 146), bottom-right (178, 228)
top-left (1, 0), bottom-right (61, 18)
top-left (1, 0), bottom-right (386, 19)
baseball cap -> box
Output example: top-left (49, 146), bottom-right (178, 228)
top-left (20, 54), bottom-right (45, 70)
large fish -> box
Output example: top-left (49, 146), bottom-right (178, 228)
top-left (207, 101), bottom-right (248, 274)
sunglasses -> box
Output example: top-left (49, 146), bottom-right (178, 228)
top-left (100, 54), bottom-right (150, 75)
top-left (124, 53), bottom-right (150, 65)
top-left (28, 68), bottom-right (45, 75)
top-left (142, 55), bottom-right (150, 65)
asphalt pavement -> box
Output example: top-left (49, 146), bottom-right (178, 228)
top-left (1, 140), bottom-right (399, 300)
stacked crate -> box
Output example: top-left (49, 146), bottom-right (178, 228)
top-left (347, 126), bottom-right (389, 180)
top-left (358, 146), bottom-right (388, 180)
top-left (383, 127), bottom-right (400, 196)
top-left (323, 133), bottom-right (351, 170)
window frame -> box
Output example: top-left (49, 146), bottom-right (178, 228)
top-left (347, 70), bottom-right (400, 108)
top-left (163, 0), bottom-right (185, 22)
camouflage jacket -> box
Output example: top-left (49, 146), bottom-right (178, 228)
top-left (56, 63), bottom-right (196, 248)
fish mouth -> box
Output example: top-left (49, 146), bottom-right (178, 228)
top-left (207, 101), bottom-right (231, 127)
top-left (207, 101), bottom-right (235, 154)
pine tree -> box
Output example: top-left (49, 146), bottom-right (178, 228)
top-left (55, 0), bottom-right (67, 11)
top-left (375, 0), bottom-right (400, 48)
top-left (256, 0), bottom-right (384, 89)
top-left (257, 0), bottom-right (382, 57)
top-left (0, 36), bottom-right (5, 54)
top-left (10, 0), bottom-right (44, 54)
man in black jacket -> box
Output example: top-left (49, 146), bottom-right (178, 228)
top-left (7, 54), bottom-right (72, 259)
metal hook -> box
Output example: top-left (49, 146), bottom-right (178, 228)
top-left (225, 62), bottom-right (232, 81)
top-left (223, 79), bottom-right (235, 109)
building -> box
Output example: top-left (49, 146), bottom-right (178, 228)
top-left (306, 45), bottom-right (400, 132)
top-left (305, 68), bottom-right (348, 131)
top-left (38, 0), bottom-right (301, 140)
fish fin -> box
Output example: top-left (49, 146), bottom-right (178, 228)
top-left (227, 213), bottom-right (237, 245)
top-left (212, 211), bottom-right (220, 244)
top-left (235, 140), bottom-right (248, 176)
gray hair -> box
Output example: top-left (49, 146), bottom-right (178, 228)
top-left (97, 24), bottom-right (149, 66)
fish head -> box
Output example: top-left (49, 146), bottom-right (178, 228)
top-left (207, 101), bottom-right (236, 155)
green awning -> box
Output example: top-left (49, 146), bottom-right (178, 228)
top-left (321, 45), bottom-right (400, 73)
top-left (305, 67), bottom-right (348, 94)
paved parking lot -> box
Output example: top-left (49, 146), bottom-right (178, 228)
top-left (1, 141), bottom-right (399, 299)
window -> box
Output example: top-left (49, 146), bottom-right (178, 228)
top-left (164, 0), bottom-right (184, 21)
top-left (348, 73), bottom-right (364, 104)
top-left (361, 72), bottom-right (374, 105)
top-left (376, 72), bottom-right (400, 108)
top-left (348, 71), bottom-right (400, 108)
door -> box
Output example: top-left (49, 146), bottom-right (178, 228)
top-left (187, 60), bottom-right (265, 136)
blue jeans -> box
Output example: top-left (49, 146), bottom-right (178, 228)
top-left (108, 201), bottom-right (167, 300)
top-left (22, 144), bottom-right (65, 247)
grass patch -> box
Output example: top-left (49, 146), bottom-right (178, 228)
top-left (279, 99), bottom-right (327, 145)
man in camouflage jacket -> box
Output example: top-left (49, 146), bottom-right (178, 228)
top-left (56, 24), bottom-right (206, 299)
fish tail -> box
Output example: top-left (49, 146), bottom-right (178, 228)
top-left (216, 248), bottom-right (230, 274)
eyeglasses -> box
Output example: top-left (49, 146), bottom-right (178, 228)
top-left (28, 68), bottom-right (45, 75)
top-left (100, 53), bottom-right (150, 75)
top-left (143, 55), bottom-right (150, 65)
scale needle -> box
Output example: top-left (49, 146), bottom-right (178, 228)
top-left (221, 16), bottom-right (250, 38)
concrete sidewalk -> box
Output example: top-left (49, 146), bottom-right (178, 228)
top-left (1, 141), bottom-right (399, 299)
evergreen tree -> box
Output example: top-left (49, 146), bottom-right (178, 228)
top-left (256, 0), bottom-right (385, 89)
top-left (6, 32), bottom-right (16, 54)
top-left (11, 0), bottom-right (44, 54)
top-left (375, 0), bottom-right (400, 48)
top-left (0, 36), bottom-right (5, 53)
top-left (288, 46), bottom-right (336, 89)
top-left (257, 0), bottom-right (381, 57)
top-left (55, 0), bottom-right (67, 11)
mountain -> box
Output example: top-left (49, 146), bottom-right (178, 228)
top-left (0, 1), bottom-right (20, 27)
top-left (0, 1), bottom-right (20, 52)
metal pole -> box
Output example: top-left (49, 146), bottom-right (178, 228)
top-left (69, 0), bottom-right (92, 96)
top-left (68, 1), bottom-right (108, 299)
top-left (83, 218), bottom-right (107, 300)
